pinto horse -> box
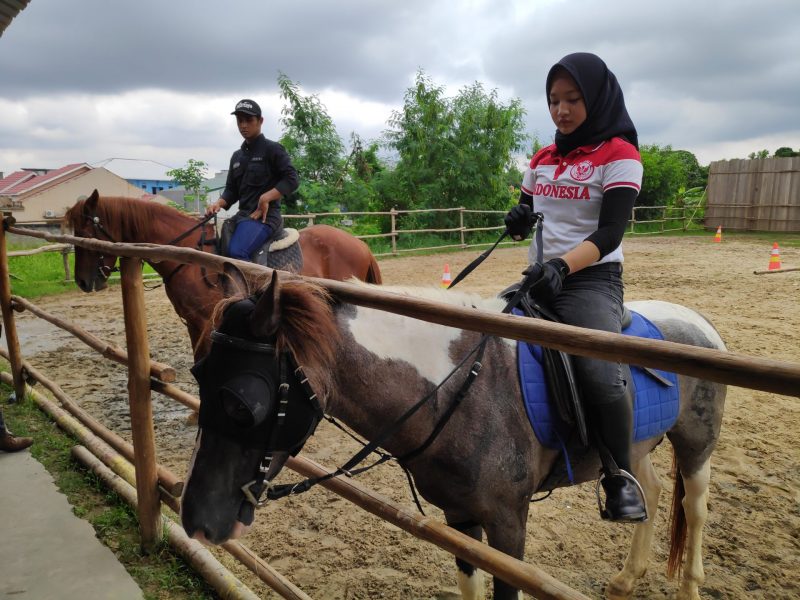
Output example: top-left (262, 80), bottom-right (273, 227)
top-left (64, 190), bottom-right (382, 358)
top-left (181, 272), bottom-right (727, 600)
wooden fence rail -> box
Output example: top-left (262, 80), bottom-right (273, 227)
top-left (9, 225), bottom-right (800, 397)
top-left (281, 204), bottom-right (698, 256)
top-left (8, 202), bottom-right (696, 284)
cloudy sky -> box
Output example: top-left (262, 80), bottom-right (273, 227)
top-left (1, 0), bottom-right (798, 180)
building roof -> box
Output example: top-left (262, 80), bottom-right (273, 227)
top-left (0, 163), bottom-right (89, 196)
top-left (0, 0), bottom-right (32, 38)
top-left (0, 170), bottom-right (36, 193)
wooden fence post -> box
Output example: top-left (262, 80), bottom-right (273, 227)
top-left (0, 214), bottom-right (26, 402)
top-left (390, 208), bottom-right (398, 255)
top-left (459, 208), bottom-right (466, 248)
top-left (119, 257), bottom-right (161, 553)
top-left (62, 247), bottom-right (71, 282)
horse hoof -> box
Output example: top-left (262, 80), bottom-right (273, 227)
top-left (185, 411), bottom-right (199, 426)
top-left (605, 579), bottom-right (633, 600)
top-left (676, 587), bottom-right (701, 600)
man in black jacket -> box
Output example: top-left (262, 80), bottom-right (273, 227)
top-left (206, 99), bottom-right (299, 260)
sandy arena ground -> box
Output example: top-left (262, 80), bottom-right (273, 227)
top-left (10, 235), bottom-right (800, 599)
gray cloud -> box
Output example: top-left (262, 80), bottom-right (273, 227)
top-left (0, 0), bottom-right (798, 177)
top-left (0, 0), bottom-right (442, 102)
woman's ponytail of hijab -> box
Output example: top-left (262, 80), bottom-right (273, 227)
top-left (547, 52), bottom-right (638, 156)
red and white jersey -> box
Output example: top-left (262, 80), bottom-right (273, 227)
top-left (521, 137), bottom-right (642, 265)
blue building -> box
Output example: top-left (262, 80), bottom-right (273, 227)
top-left (126, 178), bottom-right (181, 195)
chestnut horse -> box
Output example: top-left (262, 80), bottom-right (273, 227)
top-left (182, 274), bottom-right (727, 600)
top-left (64, 190), bottom-right (381, 358)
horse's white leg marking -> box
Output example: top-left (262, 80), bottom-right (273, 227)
top-left (606, 455), bottom-right (662, 600)
top-left (677, 460), bottom-right (710, 600)
top-left (456, 569), bottom-right (485, 600)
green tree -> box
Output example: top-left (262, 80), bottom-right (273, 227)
top-left (384, 71), bottom-right (527, 228)
top-left (277, 73), bottom-right (345, 213)
top-left (166, 158), bottom-right (208, 213)
top-left (748, 149), bottom-right (770, 159)
top-left (670, 149), bottom-right (707, 189)
top-left (336, 134), bottom-right (385, 214)
top-left (637, 145), bottom-right (686, 219)
top-left (774, 146), bottom-right (799, 158)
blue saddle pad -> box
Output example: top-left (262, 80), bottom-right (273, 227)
top-left (516, 309), bottom-right (679, 450)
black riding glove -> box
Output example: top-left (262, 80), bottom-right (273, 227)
top-left (530, 258), bottom-right (570, 302)
top-left (504, 204), bottom-right (534, 240)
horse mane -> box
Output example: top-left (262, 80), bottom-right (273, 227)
top-left (65, 196), bottom-right (190, 241)
top-left (211, 278), bottom-right (340, 395)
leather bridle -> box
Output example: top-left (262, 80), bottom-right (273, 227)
top-left (78, 210), bottom-right (218, 285)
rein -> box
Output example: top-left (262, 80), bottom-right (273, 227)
top-left (160, 212), bottom-right (218, 286)
top-left (262, 334), bottom-right (491, 505)
top-left (447, 212), bottom-right (544, 290)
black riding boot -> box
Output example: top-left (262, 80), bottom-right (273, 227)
top-left (593, 397), bottom-right (648, 523)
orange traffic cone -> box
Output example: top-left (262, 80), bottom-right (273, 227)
top-left (441, 264), bottom-right (452, 288)
top-left (713, 225), bottom-right (722, 243)
top-left (768, 242), bottom-right (782, 270)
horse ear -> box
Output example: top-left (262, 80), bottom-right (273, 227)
top-left (221, 261), bottom-right (249, 297)
top-left (86, 189), bottom-right (100, 211)
top-left (250, 270), bottom-right (281, 338)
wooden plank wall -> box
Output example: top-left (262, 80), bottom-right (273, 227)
top-left (706, 157), bottom-right (800, 232)
top-left (705, 156), bottom-right (800, 232)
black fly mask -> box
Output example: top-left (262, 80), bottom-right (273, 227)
top-left (189, 293), bottom-right (323, 524)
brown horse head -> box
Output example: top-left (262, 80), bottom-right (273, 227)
top-left (65, 189), bottom-right (169, 292)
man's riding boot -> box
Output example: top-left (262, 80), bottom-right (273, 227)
top-left (0, 430), bottom-right (33, 452)
top-left (593, 397), bottom-right (648, 523)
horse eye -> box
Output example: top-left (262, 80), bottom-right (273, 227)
top-left (220, 390), bottom-right (256, 428)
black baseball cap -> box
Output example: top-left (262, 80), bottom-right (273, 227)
top-left (231, 99), bottom-right (261, 117)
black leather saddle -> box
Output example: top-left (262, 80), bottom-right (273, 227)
top-left (218, 219), bottom-right (304, 273)
top-left (501, 282), bottom-right (634, 448)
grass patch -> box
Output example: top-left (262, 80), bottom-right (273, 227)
top-left (7, 245), bottom-right (160, 299)
top-left (1, 380), bottom-right (218, 599)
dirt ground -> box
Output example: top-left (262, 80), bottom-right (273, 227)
top-left (10, 235), bottom-right (800, 599)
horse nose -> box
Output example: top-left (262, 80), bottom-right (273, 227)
top-left (191, 529), bottom-right (212, 546)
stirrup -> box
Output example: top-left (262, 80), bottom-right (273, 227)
top-left (595, 469), bottom-right (648, 523)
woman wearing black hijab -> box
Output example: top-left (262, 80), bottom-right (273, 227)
top-left (505, 53), bottom-right (647, 522)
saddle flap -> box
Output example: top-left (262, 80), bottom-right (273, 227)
top-left (511, 298), bottom-right (589, 447)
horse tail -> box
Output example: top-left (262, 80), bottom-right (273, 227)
top-left (365, 254), bottom-right (383, 284)
top-left (667, 448), bottom-right (687, 579)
